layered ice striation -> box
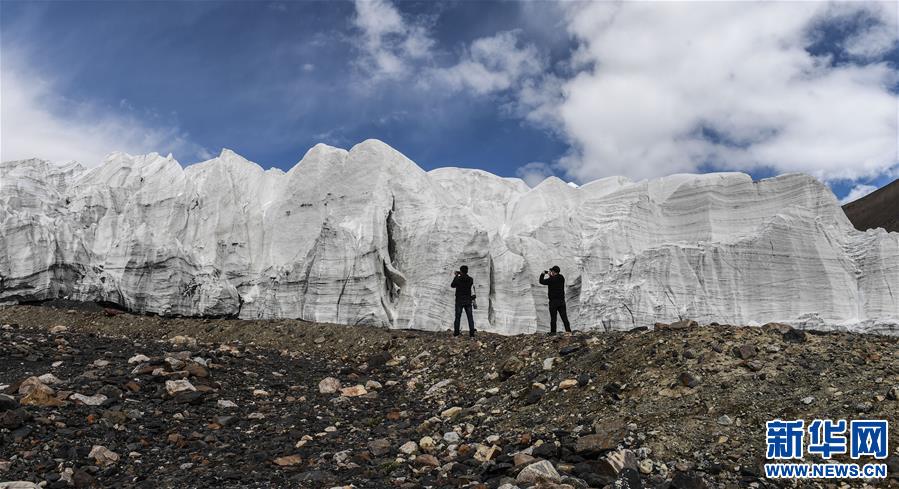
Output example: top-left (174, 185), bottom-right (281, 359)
top-left (2, 140), bottom-right (897, 334)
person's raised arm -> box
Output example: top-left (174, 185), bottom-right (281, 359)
top-left (451, 273), bottom-right (459, 288)
top-left (539, 271), bottom-right (548, 285)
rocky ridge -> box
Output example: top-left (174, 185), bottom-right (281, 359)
top-left (843, 178), bottom-right (899, 233)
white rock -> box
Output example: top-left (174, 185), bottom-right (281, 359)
top-left (165, 379), bottom-right (196, 395)
top-left (217, 399), bottom-right (238, 409)
top-left (59, 468), bottom-right (74, 485)
top-left (128, 354), bottom-right (150, 364)
top-left (425, 379), bottom-right (453, 396)
top-left (443, 431), bottom-right (461, 443)
top-left (18, 377), bottom-right (50, 396)
top-left (168, 335), bottom-right (197, 348)
top-left (319, 377), bottom-right (341, 394)
top-left (2, 142), bottom-right (897, 334)
top-left (419, 436), bottom-right (436, 452)
top-left (88, 445), bottom-right (119, 466)
top-left (339, 385), bottom-right (367, 397)
top-left (516, 459), bottom-right (561, 484)
top-left (398, 441), bottom-right (418, 455)
top-left (37, 373), bottom-right (62, 385)
top-left (542, 357), bottom-right (557, 371)
top-left (70, 393), bottom-right (107, 406)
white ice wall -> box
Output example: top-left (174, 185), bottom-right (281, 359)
top-left (1, 139), bottom-right (897, 334)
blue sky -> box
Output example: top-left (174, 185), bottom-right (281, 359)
top-left (1, 1), bottom-right (897, 202)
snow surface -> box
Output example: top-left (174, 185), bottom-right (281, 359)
top-left (2, 140), bottom-right (897, 334)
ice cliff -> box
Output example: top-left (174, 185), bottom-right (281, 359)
top-left (2, 140), bottom-right (897, 334)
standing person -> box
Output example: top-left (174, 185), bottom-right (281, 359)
top-left (539, 265), bottom-right (572, 335)
top-left (451, 265), bottom-right (475, 337)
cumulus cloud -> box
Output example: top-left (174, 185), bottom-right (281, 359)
top-left (518, 1), bottom-right (899, 183)
top-left (1, 50), bottom-right (207, 167)
top-left (430, 30), bottom-right (545, 95)
top-left (822, 1), bottom-right (899, 60)
top-left (839, 183), bottom-right (879, 204)
top-left (351, 0), bottom-right (542, 95)
top-left (352, 0), bottom-right (434, 79)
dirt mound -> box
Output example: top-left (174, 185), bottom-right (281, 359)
top-left (1, 304), bottom-right (897, 488)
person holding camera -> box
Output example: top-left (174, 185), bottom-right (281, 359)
top-left (451, 265), bottom-right (476, 337)
top-left (539, 265), bottom-right (572, 335)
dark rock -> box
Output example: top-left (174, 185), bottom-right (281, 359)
top-left (733, 344), bottom-right (757, 359)
top-left (532, 442), bottom-right (558, 459)
top-left (577, 373), bottom-right (590, 387)
top-left (670, 319), bottom-right (698, 329)
top-left (0, 408), bottom-right (29, 429)
top-left (603, 382), bottom-right (622, 394)
top-left (671, 471), bottom-right (709, 489)
top-left (559, 344), bottom-right (583, 356)
top-left (366, 351), bottom-right (392, 369)
top-left (296, 470), bottom-right (336, 484)
top-left (615, 467), bottom-right (643, 488)
top-left (0, 393), bottom-right (18, 411)
top-left (96, 384), bottom-right (123, 400)
top-left (524, 386), bottom-right (544, 405)
top-left (575, 433), bottom-right (616, 455)
top-left (500, 356), bottom-right (524, 381)
top-left (885, 454), bottom-right (899, 479)
top-left (368, 438), bottom-right (391, 457)
top-left (782, 328), bottom-right (807, 343)
top-left (185, 363), bottom-right (209, 378)
top-left (678, 371), bottom-right (701, 388)
top-left (173, 391), bottom-right (204, 404)
top-left (213, 415), bottom-right (237, 427)
top-left (72, 469), bottom-right (97, 488)
top-left (743, 360), bottom-right (763, 372)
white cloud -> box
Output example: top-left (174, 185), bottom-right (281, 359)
top-left (430, 31), bottom-right (545, 95)
top-left (516, 161), bottom-right (555, 187)
top-left (822, 1), bottom-right (899, 60)
top-left (352, 0), bottom-right (434, 79)
top-left (839, 184), bottom-right (878, 204)
top-left (351, 1), bottom-right (542, 95)
top-left (1, 50), bottom-right (208, 167)
top-left (517, 1), bottom-right (899, 183)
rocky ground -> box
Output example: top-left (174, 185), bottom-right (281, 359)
top-left (1, 303), bottom-right (897, 489)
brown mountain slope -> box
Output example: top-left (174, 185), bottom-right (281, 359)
top-left (842, 178), bottom-right (899, 232)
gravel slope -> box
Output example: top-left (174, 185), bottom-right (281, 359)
top-left (1, 304), bottom-right (897, 488)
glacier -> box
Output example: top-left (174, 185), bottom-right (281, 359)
top-left (1, 139), bottom-right (897, 334)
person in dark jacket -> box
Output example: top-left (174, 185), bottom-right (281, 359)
top-left (451, 265), bottom-right (475, 337)
top-left (539, 265), bottom-right (571, 335)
